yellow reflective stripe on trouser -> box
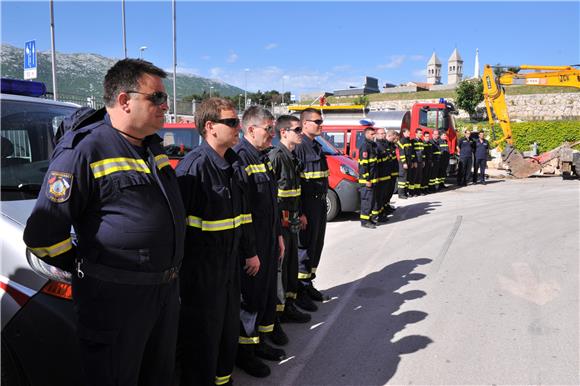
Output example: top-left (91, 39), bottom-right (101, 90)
top-left (278, 187), bottom-right (301, 198)
top-left (215, 374), bottom-right (231, 385)
top-left (358, 157), bottom-right (377, 165)
top-left (245, 163), bottom-right (267, 175)
top-left (258, 324), bottom-right (274, 333)
top-left (286, 291), bottom-right (297, 299)
top-left (187, 214), bottom-right (252, 231)
top-left (300, 170), bottom-right (329, 179)
top-left (311, 267), bottom-right (317, 274)
top-left (276, 304), bottom-right (285, 312)
top-left (29, 237), bottom-right (73, 258)
top-left (239, 336), bottom-right (260, 344)
top-left (298, 272), bottom-right (311, 279)
top-left (90, 157), bottom-right (150, 178)
top-left (154, 154), bottom-right (171, 169)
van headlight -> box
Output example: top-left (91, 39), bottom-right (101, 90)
top-left (340, 164), bottom-right (359, 178)
top-left (26, 249), bottom-right (72, 284)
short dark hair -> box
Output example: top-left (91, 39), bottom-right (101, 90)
top-left (300, 108), bottom-right (321, 122)
top-left (415, 128), bottom-right (423, 133)
top-left (195, 97), bottom-right (236, 137)
top-left (275, 115), bottom-right (300, 138)
top-left (103, 59), bottom-right (167, 107)
top-left (364, 126), bottom-right (375, 133)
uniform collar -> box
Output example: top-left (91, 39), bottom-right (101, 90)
top-left (201, 140), bottom-right (235, 170)
top-left (104, 113), bottom-right (162, 146)
top-left (240, 136), bottom-right (261, 158)
top-left (277, 142), bottom-right (295, 158)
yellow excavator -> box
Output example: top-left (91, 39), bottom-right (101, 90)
top-left (482, 64), bottom-right (580, 178)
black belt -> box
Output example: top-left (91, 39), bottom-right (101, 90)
top-left (76, 259), bottom-right (180, 285)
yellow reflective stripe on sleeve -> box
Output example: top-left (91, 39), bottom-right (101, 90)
top-left (298, 272), bottom-right (311, 279)
top-left (278, 187), bottom-right (301, 198)
top-left (186, 213), bottom-right (253, 231)
top-left (358, 157), bottom-right (377, 165)
top-left (258, 324), bottom-right (274, 333)
top-left (378, 175), bottom-right (391, 182)
top-left (239, 336), bottom-right (260, 344)
top-left (300, 170), bottom-right (329, 179)
top-left (276, 304), bottom-right (285, 312)
top-left (358, 178), bottom-right (379, 184)
top-left (90, 157), bottom-right (151, 178)
top-left (29, 237), bottom-right (73, 258)
top-left (245, 163), bottom-right (267, 175)
top-left (215, 375), bottom-right (231, 385)
top-left (391, 172), bottom-right (399, 176)
top-left (154, 154), bottom-right (171, 169)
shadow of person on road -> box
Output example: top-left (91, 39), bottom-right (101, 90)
top-left (258, 258), bottom-right (433, 386)
top-left (384, 201), bottom-right (441, 225)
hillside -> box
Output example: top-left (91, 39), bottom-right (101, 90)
top-left (0, 43), bottom-right (244, 99)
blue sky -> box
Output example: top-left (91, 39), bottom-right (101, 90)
top-left (2, 1), bottom-right (579, 96)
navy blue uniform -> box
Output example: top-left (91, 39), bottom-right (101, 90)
top-left (410, 137), bottom-right (425, 195)
top-left (438, 138), bottom-right (450, 187)
top-left (474, 138), bottom-right (490, 183)
top-left (234, 137), bottom-right (281, 344)
top-left (176, 141), bottom-right (256, 386)
top-left (294, 136), bottom-right (328, 281)
top-left (358, 138), bottom-right (379, 222)
top-left (457, 137), bottom-right (475, 186)
top-left (375, 139), bottom-right (391, 217)
top-left (24, 109), bottom-right (186, 386)
top-left (396, 137), bottom-right (414, 198)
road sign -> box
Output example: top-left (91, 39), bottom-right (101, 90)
top-left (24, 40), bottom-right (37, 80)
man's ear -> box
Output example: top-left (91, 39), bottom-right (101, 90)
top-left (205, 120), bottom-right (214, 136)
top-left (118, 92), bottom-right (130, 112)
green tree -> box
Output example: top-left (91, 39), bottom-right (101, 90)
top-left (455, 79), bottom-right (484, 120)
top-left (352, 95), bottom-right (369, 107)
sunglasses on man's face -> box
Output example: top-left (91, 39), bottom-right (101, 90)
top-left (126, 90), bottom-right (168, 106)
top-left (214, 118), bottom-right (240, 128)
top-left (284, 126), bottom-right (302, 134)
top-left (306, 119), bottom-right (324, 125)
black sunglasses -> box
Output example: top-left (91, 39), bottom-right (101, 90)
top-left (306, 119), bottom-right (324, 125)
top-left (214, 118), bottom-right (240, 128)
top-left (126, 90), bottom-right (168, 106)
top-left (284, 126), bottom-right (302, 134)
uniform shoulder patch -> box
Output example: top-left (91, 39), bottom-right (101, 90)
top-left (46, 171), bottom-right (73, 203)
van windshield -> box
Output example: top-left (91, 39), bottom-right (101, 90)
top-left (1, 99), bottom-right (78, 201)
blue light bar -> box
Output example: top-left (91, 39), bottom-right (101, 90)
top-left (1, 78), bottom-right (47, 97)
top-left (439, 98), bottom-right (445, 104)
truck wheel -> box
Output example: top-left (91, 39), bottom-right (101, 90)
top-left (326, 190), bottom-right (340, 222)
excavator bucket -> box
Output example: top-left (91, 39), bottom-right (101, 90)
top-left (501, 144), bottom-right (541, 178)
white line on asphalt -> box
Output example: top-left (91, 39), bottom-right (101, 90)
top-left (279, 225), bottom-right (397, 386)
top-left (310, 322), bottom-right (325, 330)
top-left (278, 356), bottom-right (296, 365)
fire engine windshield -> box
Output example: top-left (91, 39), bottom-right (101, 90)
top-left (315, 136), bottom-right (341, 155)
top-left (158, 128), bottom-right (201, 157)
top-left (1, 99), bottom-right (78, 201)
top-left (419, 108), bottom-right (447, 131)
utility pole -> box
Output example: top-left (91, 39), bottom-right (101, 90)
top-left (49, 0), bottom-right (58, 100)
top-left (122, 0), bottom-right (127, 58)
top-left (172, 0), bottom-right (177, 122)
top-left (244, 68), bottom-right (249, 109)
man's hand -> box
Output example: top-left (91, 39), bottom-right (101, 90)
top-left (278, 235), bottom-right (285, 262)
top-left (403, 163), bottom-right (408, 169)
top-left (299, 214), bottom-right (308, 230)
top-left (244, 255), bottom-right (260, 276)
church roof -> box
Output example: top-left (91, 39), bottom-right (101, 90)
top-left (449, 48), bottom-right (463, 62)
top-left (428, 52), bottom-right (441, 66)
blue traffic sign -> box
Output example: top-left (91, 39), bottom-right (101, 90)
top-left (24, 40), bottom-right (37, 69)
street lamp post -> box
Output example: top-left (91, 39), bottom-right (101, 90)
top-left (210, 86), bottom-right (214, 98)
top-left (238, 94), bottom-right (242, 112)
top-left (139, 46), bottom-right (147, 59)
top-left (281, 75), bottom-right (289, 105)
top-left (244, 68), bottom-right (249, 109)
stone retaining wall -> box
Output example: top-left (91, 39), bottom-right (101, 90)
top-left (370, 93), bottom-right (580, 120)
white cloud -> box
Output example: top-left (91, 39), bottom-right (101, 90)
top-left (410, 54), bottom-right (426, 61)
top-left (227, 51), bottom-right (238, 63)
top-left (209, 67), bottom-right (223, 78)
top-left (378, 55), bottom-right (406, 69)
top-left (412, 69), bottom-right (427, 77)
top-left (175, 67), bottom-right (201, 75)
top-left (265, 43), bottom-right (278, 50)
top-left (332, 64), bottom-right (352, 72)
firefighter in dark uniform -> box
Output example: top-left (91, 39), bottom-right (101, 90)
top-left (411, 128), bottom-right (425, 196)
top-left (176, 98), bottom-right (257, 386)
top-left (474, 130), bottom-right (490, 184)
top-left (374, 127), bottom-right (390, 222)
top-left (431, 130), bottom-right (442, 191)
top-left (438, 131), bottom-right (450, 189)
top-left (269, 115), bottom-right (312, 331)
top-left (423, 131), bottom-right (434, 193)
top-left (457, 129), bottom-right (475, 186)
top-left (358, 126), bottom-right (379, 228)
top-left (384, 130), bottom-right (399, 211)
top-left (294, 108), bottom-right (329, 312)
top-left (233, 106), bottom-right (286, 378)
top-left (23, 59), bottom-right (185, 386)
top-left (396, 128), bottom-right (414, 199)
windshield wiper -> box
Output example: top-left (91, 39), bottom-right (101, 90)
top-left (1, 183), bottom-right (42, 192)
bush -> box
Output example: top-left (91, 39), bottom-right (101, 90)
top-left (511, 121), bottom-right (580, 153)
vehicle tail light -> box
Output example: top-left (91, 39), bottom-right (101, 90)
top-left (26, 249), bottom-right (72, 284)
top-left (41, 280), bottom-right (72, 300)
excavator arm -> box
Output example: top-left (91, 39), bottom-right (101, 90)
top-left (482, 64), bottom-right (580, 178)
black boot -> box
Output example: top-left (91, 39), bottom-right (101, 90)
top-left (305, 284), bottom-right (327, 302)
top-left (269, 316), bottom-right (289, 346)
top-left (280, 301), bottom-right (311, 323)
top-left (296, 286), bottom-right (318, 311)
top-left (361, 220), bottom-right (376, 229)
top-left (255, 336), bottom-right (286, 361)
top-left (236, 344), bottom-right (270, 378)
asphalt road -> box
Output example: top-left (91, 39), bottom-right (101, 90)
top-left (235, 177), bottom-right (580, 386)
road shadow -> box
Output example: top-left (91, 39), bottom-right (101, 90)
top-left (383, 201), bottom-right (441, 225)
top-left (235, 258), bottom-right (433, 386)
